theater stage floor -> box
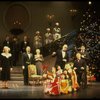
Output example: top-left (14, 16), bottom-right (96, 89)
top-left (0, 81), bottom-right (100, 99)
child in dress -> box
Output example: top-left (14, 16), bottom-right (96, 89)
top-left (47, 67), bottom-right (60, 95)
top-left (56, 66), bottom-right (63, 77)
top-left (63, 69), bottom-right (72, 93)
top-left (60, 74), bottom-right (69, 94)
top-left (65, 63), bottom-right (79, 92)
top-left (43, 78), bottom-right (52, 94)
top-left (49, 77), bottom-right (60, 95)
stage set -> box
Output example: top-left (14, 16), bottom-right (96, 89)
top-left (0, 55), bottom-right (100, 99)
top-left (0, 1), bottom-right (100, 99)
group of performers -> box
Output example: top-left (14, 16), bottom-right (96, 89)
top-left (41, 44), bottom-right (88, 95)
top-left (33, 22), bottom-right (61, 49)
top-left (0, 45), bottom-right (44, 88)
top-left (43, 63), bottom-right (79, 95)
top-left (0, 38), bottom-right (89, 93)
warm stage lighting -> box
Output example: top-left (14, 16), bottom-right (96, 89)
top-left (88, 1), bottom-right (92, 5)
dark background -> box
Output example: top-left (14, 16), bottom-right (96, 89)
top-left (0, 1), bottom-right (99, 44)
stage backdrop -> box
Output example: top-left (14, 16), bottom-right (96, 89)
top-left (0, 1), bottom-right (88, 44)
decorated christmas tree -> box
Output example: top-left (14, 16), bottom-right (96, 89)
top-left (76, 2), bottom-right (100, 81)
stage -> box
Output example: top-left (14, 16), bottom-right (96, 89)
top-left (0, 55), bottom-right (99, 99)
top-left (0, 81), bottom-right (100, 99)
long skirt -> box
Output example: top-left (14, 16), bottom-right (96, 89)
top-left (49, 78), bottom-right (60, 95)
top-left (35, 61), bottom-right (43, 75)
top-left (1, 68), bottom-right (10, 81)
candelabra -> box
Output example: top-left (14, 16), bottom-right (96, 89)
top-left (13, 20), bottom-right (22, 29)
top-left (10, 20), bottom-right (23, 35)
top-left (69, 9), bottom-right (77, 20)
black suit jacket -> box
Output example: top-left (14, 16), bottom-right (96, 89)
top-left (22, 52), bottom-right (34, 68)
top-left (55, 49), bottom-right (69, 68)
top-left (74, 58), bottom-right (86, 73)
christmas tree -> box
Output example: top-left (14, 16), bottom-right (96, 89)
top-left (76, 2), bottom-right (100, 81)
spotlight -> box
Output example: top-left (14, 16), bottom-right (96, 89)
top-left (88, 1), bottom-right (92, 5)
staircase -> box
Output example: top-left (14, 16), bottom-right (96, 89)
top-left (11, 67), bottom-right (24, 81)
top-left (10, 55), bottom-right (56, 81)
top-left (10, 31), bottom-right (77, 81)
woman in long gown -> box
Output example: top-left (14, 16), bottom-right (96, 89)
top-left (0, 46), bottom-right (13, 88)
top-left (34, 49), bottom-right (44, 75)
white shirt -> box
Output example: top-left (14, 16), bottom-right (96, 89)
top-left (62, 50), bottom-right (66, 58)
top-left (27, 53), bottom-right (31, 59)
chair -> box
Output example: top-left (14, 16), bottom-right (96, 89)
top-left (28, 64), bottom-right (43, 85)
top-left (28, 64), bottom-right (37, 78)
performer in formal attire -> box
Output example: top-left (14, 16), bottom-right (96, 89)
top-left (73, 53), bottom-right (87, 88)
top-left (33, 31), bottom-right (42, 49)
top-left (12, 36), bottom-right (20, 66)
top-left (79, 45), bottom-right (90, 66)
top-left (22, 46), bottom-right (34, 85)
top-left (0, 46), bottom-right (13, 88)
top-left (53, 22), bottom-right (61, 41)
top-left (20, 35), bottom-right (30, 53)
top-left (34, 49), bottom-right (44, 75)
top-left (45, 28), bottom-right (53, 44)
top-left (52, 44), bottom-right (69, 69)
top-left (2, 36), bottom-right (12, 52)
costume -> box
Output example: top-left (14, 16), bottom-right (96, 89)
top-left (34, 54), bottom-right (44, 75)
top-left (45, 32), bottom-right (53, 44)
top-left (74, 58), bottom-right (87, 87)
top-left (12, 39), bottom-right (20, 66)
top-left (60, 79), bottom-right (69, 94)
top-left (0, 53), bottom-right (12, 81)
top-left (55, 49), bottom-right (69, 69)
top-left (71, 69), bottom-right (79, 91)
top-left (65, 63), bottom-right (79, 91)
top-left (43, 79), bottom-right (52, 94)
top-left (22, 52), bottom-right (34, 85)
top-left (49, 77), bottom-right (60, 95)
top-left (20, 41), bottom-right (30, 53)
top-left (34, 35), bottom-right (42, 49)
top-left (53, 27), bottom-right (61, 41)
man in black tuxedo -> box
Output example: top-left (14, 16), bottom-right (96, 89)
top-left (79, 45), bottom-right (90, 66)
top-left (20, 35), bottom-right (30, 53)
top-left (74, 53), bottom-right (87, 88)
top-left (52, 44), bottom-right (69, 69)
top-left (22, 46), bottom-right (34, 85)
